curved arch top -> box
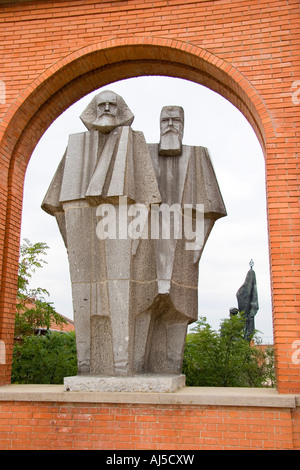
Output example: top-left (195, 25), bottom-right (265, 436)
top-left (0, 37), bottom-right (275, 168)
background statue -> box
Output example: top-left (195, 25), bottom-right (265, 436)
top-left (236, 260), bottom-right (259, 341)
top-left (42, 92), bottom-right (226, 385)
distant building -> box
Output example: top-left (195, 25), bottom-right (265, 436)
top-left (37, 313), bottom-right (75, 335)
top-left (17, 299), bottom-right (74, 335)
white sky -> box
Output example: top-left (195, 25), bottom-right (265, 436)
top-left (21, 76), bottom-right (274, 343)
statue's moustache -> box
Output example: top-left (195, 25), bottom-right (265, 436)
top-left (161, 128), bottom-right (179, 135)
top-left (93, 113), bottom-right (116, 125)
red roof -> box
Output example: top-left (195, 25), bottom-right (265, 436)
top-left (49, 313), bottom-right (75, 332)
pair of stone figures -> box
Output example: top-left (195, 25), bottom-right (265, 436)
top-left (42, 90), bottom-right (226, 378)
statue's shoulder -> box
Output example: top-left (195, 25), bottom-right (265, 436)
top-left (181, 144), bottom-right (210, 161)
top-left (68, 129), bottom-right (102, 142)
top-left (182, 144), bottom-right (208, 152)
top-left (67, 130), bottom-right (106, 155)
top-left (189, 145), bottom-right (213, 163)
top-left (147, 142), bottom-right (159, 150)
top-left (68, 129), bottom-right (89, 138)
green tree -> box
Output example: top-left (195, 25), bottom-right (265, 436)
top-left (11, 239), bottom-right (77, 384)
top-left (15, 238), bottom-right (67, 338)
top-left (182, 314), bottom-right (275, 388)
top-left (12, 331), bottom-right (77, 384)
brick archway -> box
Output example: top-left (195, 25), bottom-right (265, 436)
top-left (0, 37), bottom-right (274, 156)
top-left (0, 37), bottom-right (297, 393)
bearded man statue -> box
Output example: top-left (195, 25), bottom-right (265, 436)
top-left (42, 90), bottom-right (161, 378)
top-left (133, 105), bottom-right (227, 375)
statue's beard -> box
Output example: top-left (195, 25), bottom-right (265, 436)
top-left (159, 131), bottom-right (182, 156)
top-left (92, 114), bottom-right (118, 133)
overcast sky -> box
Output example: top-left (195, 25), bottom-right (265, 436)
top-left (20, 76), bottom-right (274, 343)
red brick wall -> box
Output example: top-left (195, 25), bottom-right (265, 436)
top-left (0, 400), bottom-right (299, 450)
top-left (0, 0), bottom-right (299, 393)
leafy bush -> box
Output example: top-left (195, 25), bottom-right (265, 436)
top-left (12, 331), bottom-right (77, 384)
top-left (182, 314), bottom-right (275, 387)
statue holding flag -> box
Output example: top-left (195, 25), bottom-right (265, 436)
top-left (236, 260), bottom-right (259, 341)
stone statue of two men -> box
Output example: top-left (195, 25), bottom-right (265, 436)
top-left (42, 90), bottom-right (226, 388)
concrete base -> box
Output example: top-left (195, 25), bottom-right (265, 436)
top-left (63, 374), bottom-right (186, 393)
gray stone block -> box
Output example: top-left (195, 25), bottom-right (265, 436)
top-left (64, 374), bottom-right (186, 393)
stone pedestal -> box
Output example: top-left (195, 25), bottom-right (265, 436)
top-left (64, 374), bottom-right (185, 393)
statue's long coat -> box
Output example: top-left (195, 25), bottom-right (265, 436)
top-left (42, 126), bottom-right (226, 374)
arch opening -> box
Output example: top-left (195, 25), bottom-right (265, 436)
top-left (22, 75), bottom-right (273, 343)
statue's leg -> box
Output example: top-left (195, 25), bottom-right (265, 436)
top-left (102, 226), bottom-right (134, 376)
top-left (63, 201), bottom-right (94, 374)
top-left (147, 316), bottom-right (189, 374)
top-left (131, 232), bottom-right (158, 374)
top-left (133, 308), bottom-right (153, 373)
top-left (90, 314), bottom-right (114, 375)
top-left (108, 279), bottom-right (131, 375)
top-left (144, 296), bottom-right (190, 374)
top-left (72, 283), bottom-right (91, 374)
